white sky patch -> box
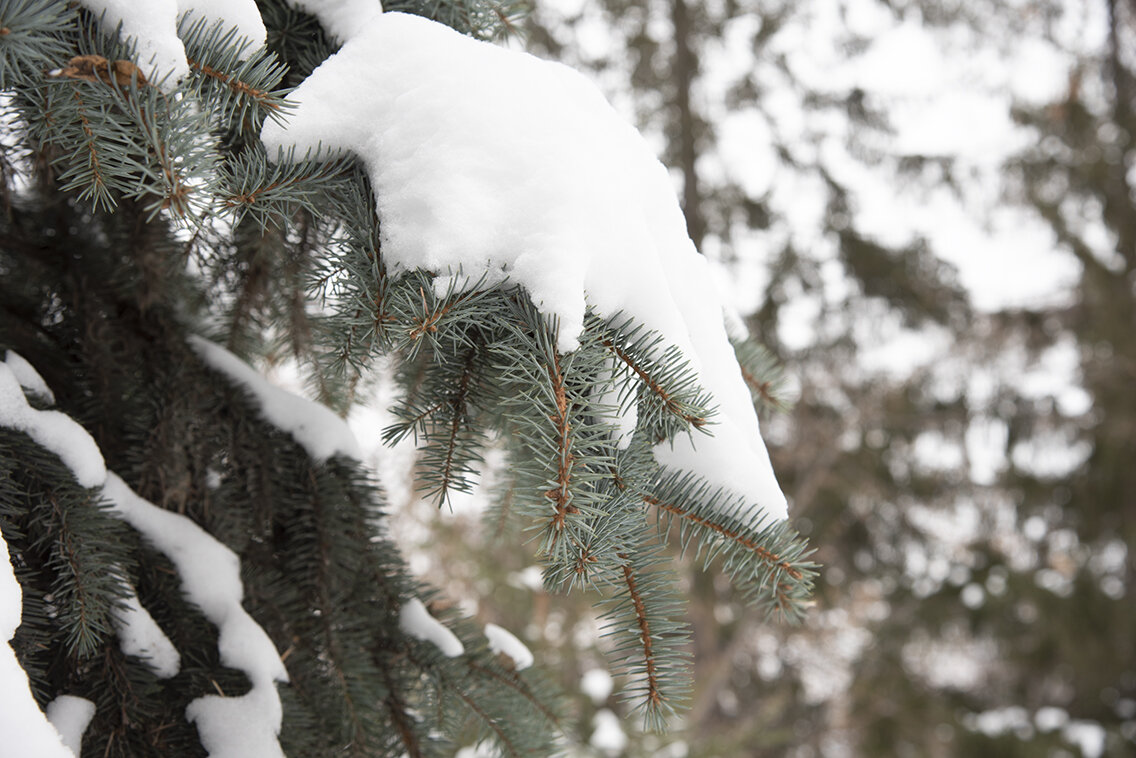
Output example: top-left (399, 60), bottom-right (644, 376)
top-left (4, 350), bottom-right (55, 404)
top-left (101, 474), bottom-right (288, 758)
top-left (1, 537), bottom-right (76, 758)
top-left (45, 695), bottom-right (96, 758)
top-left (189, 336), bottom-right (362, 463)
top-left (399, 598), bottom-right (464, 658)
top-left (77, 1), bottom-right (267, 90)
top-left (262, 12), bottom-right (787, 522)
top-left (0, 362), bottom-right (106, 488)
top-left (113, 587), bottom-right (181, 679)
top-left (483, 623), bottom-right (533, 670)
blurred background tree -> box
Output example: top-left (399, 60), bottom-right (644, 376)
top-left (380, 0), bottom-right (1133, 755)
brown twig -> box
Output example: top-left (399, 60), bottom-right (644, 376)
top-left (602, 338), bottom-right (706, 427)
top-left (644, 495), bottom-right (803, 580)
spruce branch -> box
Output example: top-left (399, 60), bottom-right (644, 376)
top-left (599, 540), bottom-right (691, 731)
top-left (647, 470), bottom-right (817, 622)
top-left (590, 313), bottom-right (717, 441)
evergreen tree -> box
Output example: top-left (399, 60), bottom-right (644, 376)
top-left (0, 1), bottom-right (814, 756)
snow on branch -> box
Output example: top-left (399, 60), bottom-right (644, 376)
top-left (102, 474), bottom-right (289, 758)
top-left (45, 696), bottom-right (96, 757)
top-left (260, 11), bottom-right (788, 522)
top-left (76, 0), bottom-right (267, 91)
top-left (3, 350), bottom-right (55, 404)
top-left (484, 623), bottom-right (533, 670)
top-left (112, 586), bottom-right (181, 679)
top-left (0, 362), bottom-right (105, 488)
top-left (189, 335), bottom-right (362, 462)
top-left (1, 537), bottom-right (77, 758)
top-left (400, 597), bottom-right (464, 657)
top-left (284, 0), bottom-right (384, 43)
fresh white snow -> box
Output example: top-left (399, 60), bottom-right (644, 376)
top-left (189, 335), bottom-right (362, 463)
top-left (3, 350), bottom-right (55, 404)
top-left (0, 362), bottom-right (106, 488)
top-left (589, 708), bottom-right (628, 755)
top-left (76, 0), bottom-right (267, 91)
top-left (483, 623), bottom-right (533, 670)
top-left (45, 695), bottom-right (97, 757)
top-left (284, 0), bottom-right (383, 43)
top-left (1, 537), bottom-right (76, 758)
top-left (260, 11), bottom-right (788, 521)
top-left (399, 597), bottom-right (464, 657)
top-left (77, 0), bottom-right (189, 88)
top-left (113, 587), bottom-right (182, 678)
top-left (580, 667), bottom-right (613, 704)
top-left (101, 473), bottom-right (288, 758)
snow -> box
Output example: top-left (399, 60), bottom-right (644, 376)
top-left (285, 0), bottom-right (383, 43)
top-left (1063, 721), bottom-right (1106, 758)
top-left (483, 623), bottom-right (533, 670)
top-left (77, 0), bottom-right (267, 92)
top-left (0, 362), bottom-right (106, 488)
top-left (45, 695), bottom-right (96, 757)
top-left (589, 709), bottom-right (627, 755)
top-left (260, 12), bottom-right (787, 522)
top-left (179, 0), bottom-right (267, 48)
top-left (580, 667), bottom-right (613, 704)
top-left (101, 473), bottom-right (288, 758)
top-left (189, 335), bottom-right (362, 463)
top-left (3, 350), bottom-right (55, 404)
top-left (399, 597), bottom-right (464, 657)
top-left (1, 537), bottom-right (76, 758)
top-left (113, 588), bottom-right (181, 678)
top-left (77, 1), bottom-right (189, 88)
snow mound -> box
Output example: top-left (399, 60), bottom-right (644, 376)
top-left (260, 12), bottom-right (788, 521)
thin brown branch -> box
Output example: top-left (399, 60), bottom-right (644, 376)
top-left (187, 57), bottom-right (281, 111)
top-left (644, 495), bottom-right (803, 580)
top-left (407, 288), bottom-right (479, 340)
top-left (466, 661), bottom-right (560, 726)
top-left (71, 90), bottom-right (107, 196)
top-left (619, 557), bottom-right (662, 707)
top-left (437, 348), bottom-right (476, 498)
top-left (543, 351), bottom-right (578, 537)
top-left (739, 364), bottom-right (779, 408)
top-left (385, 692), bottom-right (422, 758)
top-left (602, 338), bottom-right (706, 427)
top-left (455, 689), bottom-right (520, 758)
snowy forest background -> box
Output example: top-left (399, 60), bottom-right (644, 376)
top-left (363, 1), bottom-right (1135, 756)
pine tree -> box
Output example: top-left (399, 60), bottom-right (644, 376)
top-left (0, 1), bottom-right (814, 756)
